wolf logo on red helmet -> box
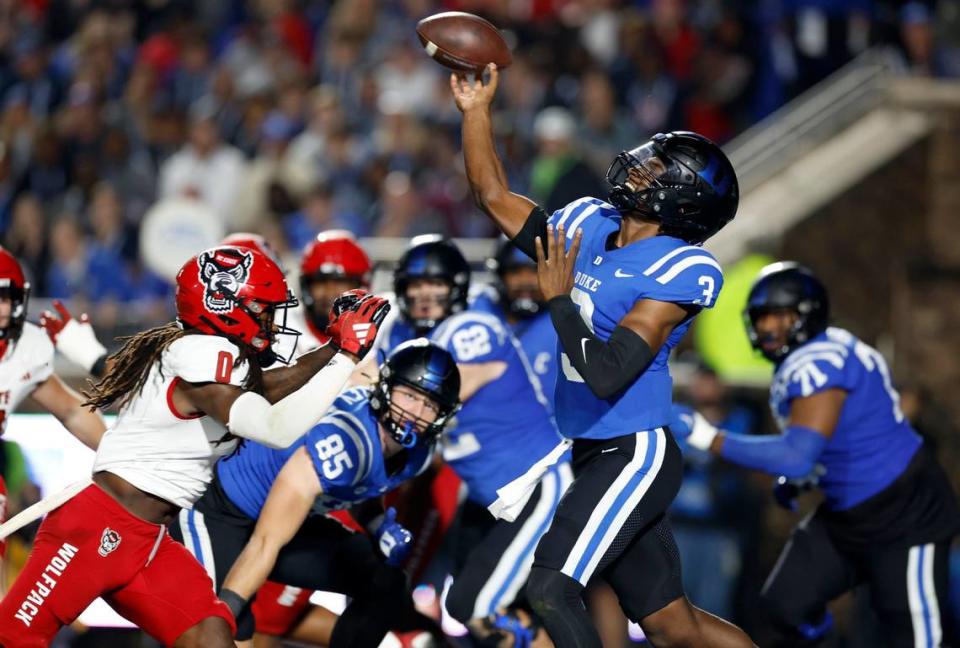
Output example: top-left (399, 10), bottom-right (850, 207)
top-left (176, 245), bottom-right (300, 362)
top-left (198, 248), bottom-right (254, 314)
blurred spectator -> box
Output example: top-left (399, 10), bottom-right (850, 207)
top-left (158, 99), bottom-right (246, 226)
top-left (672, 364), bottom-right (761, 621)
top-left (284, 183), bottom-right (366, 250)
top-left (232, 110), bottom-right (312, 230)
top-left (45, 214), bottom-right (86, 300)
top-left (529, 106), bottom-right (606, 212)
top-left (3, 193), bottom-right (47, 290)
top-left (899, 2), bottom-right (960, 77)
top-left (577, 69), bottom-right (635, 176)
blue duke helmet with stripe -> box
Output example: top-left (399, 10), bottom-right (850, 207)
top-left (547, 196), bottom-right (725, 440)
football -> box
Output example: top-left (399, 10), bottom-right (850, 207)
top-left (416, 11), bottom-right (512, 73)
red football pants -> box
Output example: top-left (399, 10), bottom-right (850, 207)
top-left (0, 483), bottom-right (235, 647)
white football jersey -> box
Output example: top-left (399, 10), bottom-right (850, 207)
top-left (0, 323), bottom-right (55, 433)
top-left (93, 334), bottom-right (249, 508)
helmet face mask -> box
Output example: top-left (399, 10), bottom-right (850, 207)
top-left (606, 131), bottom-right (738, 244)
top-left (370, 339), bottom-right (461, 448)
top-left (488, 240), bottom-right (542, 320)
top-left (299, 232), bottom-right (372, 333)
top-left (0, 248), bottom-right (30, 347)
top-left (743, 262), bottom-right (829, 362)
top-left (394, 238), bottom-right (469, 334)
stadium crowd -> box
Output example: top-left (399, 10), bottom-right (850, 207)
top-left (0, 0), bottom-right (957, 333)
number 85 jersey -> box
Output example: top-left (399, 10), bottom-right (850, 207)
top-left (549, 197), bottom-right (724, 440)
top-left (217, 387), bottom-right (433, 519)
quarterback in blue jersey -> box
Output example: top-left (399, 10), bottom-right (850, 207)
top-left (674, 263), bottom-right (960, 647)
top-left (452, 65), bottom-right (753, 647)
top-left (474, 239), bottom-right (560, 409)
top-left (170, 340), bottom-right (462, 646)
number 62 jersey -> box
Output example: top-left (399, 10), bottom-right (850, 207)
top-left (548, 197), bottom-right (724, 440)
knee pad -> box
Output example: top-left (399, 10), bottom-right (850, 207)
top-left (526, 567), bottom-right (583, 619)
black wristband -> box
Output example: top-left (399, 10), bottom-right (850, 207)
top-left (90, 353), bottom-right (108, 379)
top-left (511, 205), bottom-right (549, 260)
top-left (219, 588), bottom-right (248, 619)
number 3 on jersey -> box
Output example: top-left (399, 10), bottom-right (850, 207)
top-left (561, 287), bottom-right (595, 383)
top-left (314, 434), bottom-right (354, 480)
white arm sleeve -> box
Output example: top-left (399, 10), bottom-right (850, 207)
top-left (227, 353), bottom-right (356, 449)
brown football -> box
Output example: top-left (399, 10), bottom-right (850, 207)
top-left (416, 11), bottom-right (512, 73)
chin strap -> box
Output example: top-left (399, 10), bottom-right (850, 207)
top-left (399, 421), bottom-right (417, 448)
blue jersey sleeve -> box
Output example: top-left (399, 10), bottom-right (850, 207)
top-left (431, 313), bottom-right (510, 364)
top-left (640, 248), bottom-right (725, 308)
top-left (779, 342), bottom-right (854, 402)
top-left (547, 197), bottom-right (615, 249)
top-left (305, 412), bottom-right (375, 492)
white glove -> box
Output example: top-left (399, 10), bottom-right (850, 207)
top-left (686, 411), bottom-right (719, 451)
top-left (40, 301), bottom-right (108, 374)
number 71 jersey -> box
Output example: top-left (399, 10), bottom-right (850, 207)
top-left (549, 197), bottom-right (724, 440)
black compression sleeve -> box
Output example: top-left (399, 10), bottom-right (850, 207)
top-left (511, 205), bottom-right (549, 260)
top-left (547, 296), bottom-right (655, 399)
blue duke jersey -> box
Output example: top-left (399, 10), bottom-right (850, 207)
top-left (431, 309), bottom-right (564, 506)
top-left (216, 387), bottom-right (433, 519)
top-left (549, 197), bottom-right (724, 439)
top-left (770, 327), bottom-right (921, 511)
top-left (471, 288), bottom-right (559, 411)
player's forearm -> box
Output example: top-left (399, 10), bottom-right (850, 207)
top-left (547, 296), bottom-right (655, 399)
top-left (462, 108), bottom-right (532, 237)
top-left (62, 407), bottom-right (106, 451)
top-left (222, 535), bottom-right (278, 600)
top-left (229, 353), bottom-right (356, 448)
top-left (689, 424), bottom-right (826, 478)
top-left (261, 343), bottom-right (341, 403)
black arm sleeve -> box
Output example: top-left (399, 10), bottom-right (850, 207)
top-left (547, 296), bottom-right (655, 399)
top-left (511, 205), bottom-right (549, 260)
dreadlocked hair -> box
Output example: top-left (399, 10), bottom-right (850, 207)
top-left (83, 322), bottom-right (265, 412)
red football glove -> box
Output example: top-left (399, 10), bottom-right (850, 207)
top-left (326, 292), bottom-right (391, 359)
top-left (38, 300), bottom-right (87, 343)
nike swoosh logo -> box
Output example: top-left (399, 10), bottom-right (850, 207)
top-left (614, 269), bottom-right (635, 278)
top-left (601, 447), bottom-right (618, 453)
top-left (580, 337), bottom-right (589, 363)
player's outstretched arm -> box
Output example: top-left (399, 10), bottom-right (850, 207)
top-left (674, 390), bottom-right (843, 477)
top-left (537, 224), bottom-right (687, 399)
top-left (178, 294), bottom-right (390, 449)
top-left (451, 64), bottom-right (539, 241)
top-left (220, 448), bottom-right (321, 613)
top-left (32, 374), bottom-right (106, 450)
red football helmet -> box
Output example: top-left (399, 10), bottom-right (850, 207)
top-left (299, 231), bottom-right (372, 331)
top-left (0, 246), bottom-right (30, 350)
top-left (175, 246), bottom-right (299, 357)
top-left (221, 232), bottom-right (285, 272)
